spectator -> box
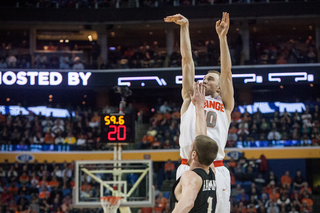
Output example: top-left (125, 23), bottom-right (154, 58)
top-left (52, 166), bottom-right (63, 179)
top-left (281, 171), bottom-right (292, 188)
top-left (50, 54), bottom-right (59, 69)
top-left (7, 165), bottom-right (18, 180)
top-left (164, 159), bottom-right (175, 180)
top-left (301, 109), bottom-right (312, 128)
top-left (163, 139), bottom-right (172, 149)
top-left (255, 173), bottom-right (266, 192)
top-left (267, 127), bottom-right (281, 140)
top-left (276, 53), bottom-right (287, 64)
top-left (86, 131), bottom-right (97, 150)
top-left (0, 58), bottom-right (7, 68)
top-left (76, 132), bottom-right (87, 148)
top-left (260, 118), bottom-right (270, 134)
top-left (59, 53), bottom-right (70, 69)
top-left (89, 111), bottom-right (100, 128)
top-left (54, 131), bottom-right (64, 144)
top-left (8, 182), bottom-right (19, 196)
top-left (72, 57), bottom-right (85, 70)
top-left (6, 53), bottom-right (17, 68)
top-left (289, 207), bottom-right (299, 213)
top-left (159, 101), bottom-right (171, 114)
top-left (127, 172), bottom-right (138, 188)
top-left (19, 172), bottom-right (29, 184)
top-left (39, 193), bottom-right (51, 212)
top-left (151, 137), bottom-right (161, 149)
top-left (0, 166), bottom-right (5, 178)
top-left (49, 175), bottom-right (60, 190)
top-left (293, 170), bottom-right (304, 189)
top-left (33, 132), bottom-right (44, 144)
top-left (138, 138), bottom-right (151, 149)
top-left (277, 193), bottom-right (291, 212)
top-left (44, 129), bottom-right (55, 144)
top-left (17, 192), bottom-right (29, 209)
top-left (300, 182), bottom-right (312, 196)
top-left (237, 125), bottom-right (249, 141)
top-left (267, 200), bottom-right (279, 213)
top-left (38, 184), bottom-right (50, 199)
top-left (52, 120), bottom-right (65, 134)
top-left (34, 53), bottom-right (47, 68)
top-left (47, 42), bottom-right (56, 51)
top-left (231, 184), bottom-right (242, 201)
top-left (301, 194), bottom-right (313, 212)
top-left (41, 117), bottom-right (53, 128)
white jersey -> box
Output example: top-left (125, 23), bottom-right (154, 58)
top-left (179, 95), bottom-right (229, 160)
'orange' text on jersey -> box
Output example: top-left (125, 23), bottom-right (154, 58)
top-left (204, 100), bottom-right (225, 112)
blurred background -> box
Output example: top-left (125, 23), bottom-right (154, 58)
top-left (0, 0), bottom-right (319, 213)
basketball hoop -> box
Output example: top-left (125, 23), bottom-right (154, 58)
top-left (100, 196), bottom-right (122, 213)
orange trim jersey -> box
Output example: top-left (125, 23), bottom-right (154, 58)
top-left (179, 95), bottom-right (229, 160)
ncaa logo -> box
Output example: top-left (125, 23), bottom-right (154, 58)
top-left (226, 151), bottom-right (242, 160)
top-left (16, 154), bottom-right (34, 163)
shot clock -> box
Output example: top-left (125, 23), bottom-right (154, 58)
top-left (100, 114), bottom-right (135, 143)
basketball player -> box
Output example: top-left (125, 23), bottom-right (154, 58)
top-left (170, 81), bottom-right (218, 213)
top-left (165, 12), bottom-right (233, 213)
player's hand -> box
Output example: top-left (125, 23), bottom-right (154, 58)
top-left (216, 12), bottom-right (230, 38)
top-left (164, 14), bottom-right (188, 27)
top-left (189, 81), bottom-right (206, 107)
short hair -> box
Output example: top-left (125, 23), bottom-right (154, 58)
top-left (192, 135), bottom-right (218, 166)
top-left (208, 70), bottom-right (221, 76)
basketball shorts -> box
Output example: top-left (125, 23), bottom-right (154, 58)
top-left (176, 164), bottom-right (190, 180)
top-left (215, 165), bottom-right (230, 213)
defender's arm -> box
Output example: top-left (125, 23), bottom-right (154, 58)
top-left (172, 170), bottom-right (202, 213)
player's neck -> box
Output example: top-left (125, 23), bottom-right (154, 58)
top-left (210, 92), bottom-right (219, 99)
top-left (190, 162), bottom-right (209, 174)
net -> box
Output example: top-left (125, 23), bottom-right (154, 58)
top-left (100, 196), bottom-right (122, 213)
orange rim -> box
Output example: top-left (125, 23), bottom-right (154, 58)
top-left (100, 196), bottom-right (122, 205)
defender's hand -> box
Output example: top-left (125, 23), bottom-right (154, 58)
top-left (216, 12), bottom-right (230, 38)
top-left (189, 81), bottom-right (206, 107)
top-left (164, 14), bottom-right (189, 27)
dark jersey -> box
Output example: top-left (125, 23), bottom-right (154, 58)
top-left (170, 168), bottom-right (217, 213)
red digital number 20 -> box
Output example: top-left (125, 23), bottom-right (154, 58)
top-left (108, 125), bottom-right (127, 141)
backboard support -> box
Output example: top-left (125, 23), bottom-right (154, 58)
top-left (73, 160), bottom-right (154, 208)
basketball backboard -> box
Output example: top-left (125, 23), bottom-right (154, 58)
top-left (73, 160), bottom-right (154, 208)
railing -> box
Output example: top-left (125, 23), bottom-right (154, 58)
top-left (0, 140), bottom-right (316, 152)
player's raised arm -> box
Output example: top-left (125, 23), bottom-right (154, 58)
top-left (189, 82), bottom-right (206, 136)
top-left (216, 12), bottom-right (234, 123)
top-left (172, 170), bottom-right (202, 213)
top-left (164, 14), bottom-right (195, 115)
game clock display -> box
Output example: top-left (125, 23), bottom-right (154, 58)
top-left (100, 114), bottom-right (135, 143)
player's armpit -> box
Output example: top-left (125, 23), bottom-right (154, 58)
top-left (180, 97), bottom-right (191, 117)
top-left (172, 171), bottom-right (202, 213)
top-left (220, 72), bottom-right (234, 122)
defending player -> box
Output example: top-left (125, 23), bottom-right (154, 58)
top-left (165, 12), bottom-right (234, 213)
top-left (170, 81), bottom-right (218, 213)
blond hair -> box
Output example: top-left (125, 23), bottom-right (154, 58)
top-left (208, 70), bottom-right (221, 76)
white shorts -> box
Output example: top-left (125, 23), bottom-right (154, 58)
top-left (176, 164), bottom-right (190, 180)
top-left (215, 166), bottom-right (230, 213)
